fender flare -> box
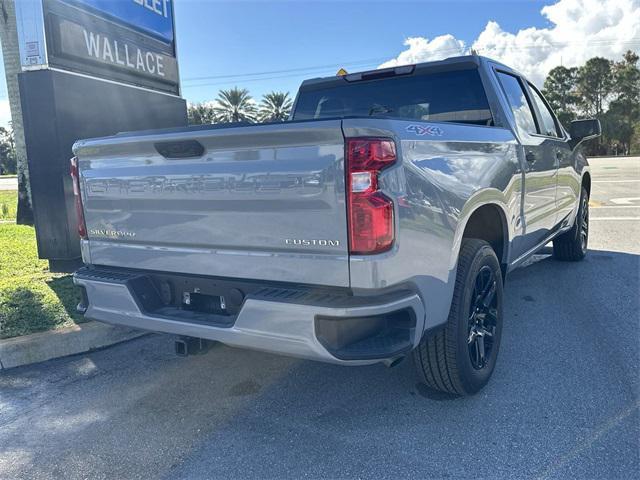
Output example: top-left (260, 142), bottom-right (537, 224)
top-left (450, 193), bottom-right (512, 273)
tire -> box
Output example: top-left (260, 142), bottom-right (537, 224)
top-left (553, 186), bottom-right (589, 261)
top-left (413, 239), bottom-right (504, 396)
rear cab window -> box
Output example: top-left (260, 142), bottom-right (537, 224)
top-left (293, 68), bottom-right (494, 126)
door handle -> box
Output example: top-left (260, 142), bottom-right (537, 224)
top-left (525, 151), bottom-right (536, 163)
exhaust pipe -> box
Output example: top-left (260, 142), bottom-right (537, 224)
top-left (382, 355), bottom-right (405, 368)
top-left (174, 336), bottom-right (213, 357)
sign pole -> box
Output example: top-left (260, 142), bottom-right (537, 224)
top-left (0, 0), bottom-right (34, 225)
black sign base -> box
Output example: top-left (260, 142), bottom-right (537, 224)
top-left (19, 69), bottom-right (187, 271)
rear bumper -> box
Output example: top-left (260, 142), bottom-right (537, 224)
top-left (73, 267), bottom-right (425, 365)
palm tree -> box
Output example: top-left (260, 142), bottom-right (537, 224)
top-left (212, 87), bottom-right (257, 123)
top-left (258, 91), bottom-right (293, 122)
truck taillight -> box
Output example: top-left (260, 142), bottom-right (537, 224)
top-left (346, 138), bottom-right (396, 254)
top-left (70, 157), bottom-right (87, 239)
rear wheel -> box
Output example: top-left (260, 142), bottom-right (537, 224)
top-left (413, 239), bottom-right (504, 396)
top-left (553, 186), bottom-right (589, 261)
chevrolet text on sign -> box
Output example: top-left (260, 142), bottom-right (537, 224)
top-left (69, 0), bottom-right (174, 42)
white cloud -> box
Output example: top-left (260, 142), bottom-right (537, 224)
top-left (379, 35), bottom-right (466, 68)
top-left (380, 0), bottom-right (640, 86)
top-left (0, 99), bottom-right (12, 129)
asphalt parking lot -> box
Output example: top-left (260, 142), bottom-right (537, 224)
top-left (1, 157), bottom-right (638, 480)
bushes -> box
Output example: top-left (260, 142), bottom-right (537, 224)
top-left (0, 127), bottom-right (16, 175)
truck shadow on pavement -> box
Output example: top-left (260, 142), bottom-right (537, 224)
top-left (0, 249), bottom-right (638, 479)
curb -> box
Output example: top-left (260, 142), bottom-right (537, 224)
top-left (0, 321), bottom-right (146, 370)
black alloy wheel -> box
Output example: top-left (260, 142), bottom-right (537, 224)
top-left (467, 265), bottom-right (498, 370)
top-left (579, 193), bottom-right (589, 254)
top-left (553, 186), bottom-right (589, 261)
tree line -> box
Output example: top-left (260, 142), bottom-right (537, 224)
top-left (0, 126), bottom-right (16, 175)
top-left (188, 90), bottom-right (293, 125)
top-left (1, 51), bottom-right (638, 175)
top-left (187, 51), bottom-right (640, 156)
top-left (542, 51), bottom-right (640, 156)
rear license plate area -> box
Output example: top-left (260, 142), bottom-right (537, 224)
top-left (182, 291), bottom-right (226, 315)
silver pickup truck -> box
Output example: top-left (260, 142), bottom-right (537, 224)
top-left (71, 55), bottom-right (600, 395)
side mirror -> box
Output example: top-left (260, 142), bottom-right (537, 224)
top-left (569, 119), bottom-right (601, 149)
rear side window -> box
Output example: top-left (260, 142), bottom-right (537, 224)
top-left (293, 69), bottom-right (493, 126)
top-left (496, 72), bottom-right (538, 135)
top-left (528, 84), bottom-right (561, 137)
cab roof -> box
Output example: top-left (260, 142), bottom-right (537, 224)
top-left (299, 55), bottom-right (518, 91)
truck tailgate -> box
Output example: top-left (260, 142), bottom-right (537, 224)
top-left (73, 120), bottom-right (349, 287)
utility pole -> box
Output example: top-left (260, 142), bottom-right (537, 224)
top-left (0, 0), bottom-right (33, 224)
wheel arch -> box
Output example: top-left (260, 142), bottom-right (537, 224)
top-left (457, 202), bottom-right (510, 281)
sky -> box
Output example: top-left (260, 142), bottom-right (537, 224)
top-left (1, 0), bottom-right (639, 126)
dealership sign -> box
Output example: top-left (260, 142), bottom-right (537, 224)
top-left (15, 0), bottom-right (179, 95)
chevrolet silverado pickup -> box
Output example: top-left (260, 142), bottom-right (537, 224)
top-left (71, 55), bottom-right (600, 395)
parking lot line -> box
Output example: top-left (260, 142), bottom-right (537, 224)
top-left (592, 180), bottom-right (640, 183)
top-left (591, 206), bottom-right (639, 209)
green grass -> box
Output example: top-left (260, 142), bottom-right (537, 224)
top-left (0, 191), bottom-right (17, 221)
top-left (0, 223), bottom-right (85, 339)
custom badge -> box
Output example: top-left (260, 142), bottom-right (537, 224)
top-left (406, 125), bottom-right (444, 137)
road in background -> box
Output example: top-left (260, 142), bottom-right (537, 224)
top-left (0, 158), bottom-right (638, 480)
top-left (588, 157), bottom-right (640, 254)
top-left (0, 176), bottom-right (17, 191)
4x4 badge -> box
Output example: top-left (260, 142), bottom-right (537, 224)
top-left (406, 125), bottom-right (444, 136)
